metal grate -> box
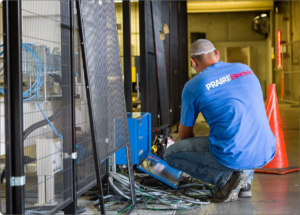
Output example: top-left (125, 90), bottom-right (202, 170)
top-left (73, 4), bottom-right (107, 196)
top-left (79, 0), bottom-right (130, 162)
top-left (21, 1), bottom-right (73, 213)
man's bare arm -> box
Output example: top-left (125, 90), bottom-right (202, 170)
top-left (178, 124), bottom-right (194, 140)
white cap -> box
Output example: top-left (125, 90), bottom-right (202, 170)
top-left (189, 39), bottom-right (216, 58)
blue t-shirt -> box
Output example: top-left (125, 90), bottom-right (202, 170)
top-left (180, 62), bottom-right (276, 169)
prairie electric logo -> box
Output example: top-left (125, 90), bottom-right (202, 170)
top-left (206, 70), bottom-right (253, 90)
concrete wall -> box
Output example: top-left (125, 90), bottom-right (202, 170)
top-left (188, 11), bottom-right (273, 98)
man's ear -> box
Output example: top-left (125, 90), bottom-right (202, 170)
top-left (191, 58), bottom-right (196, 68)
top-left (216, 51), bottom-right (220, 60)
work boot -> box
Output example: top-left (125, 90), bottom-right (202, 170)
top-left (212, 171), bottom-right (249, 203)
top-left (238, 183), bottom-right (252, 198)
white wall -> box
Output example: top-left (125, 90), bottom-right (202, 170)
top-left (22, 1), bottom-right (61, 51)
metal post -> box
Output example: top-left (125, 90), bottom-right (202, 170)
top-left (3, 0), bottom-right (12, 213)
top-left (151, 1), bottom-right (170, 126)
top-left (63, 1), bottom-right (77, 214)
top-left (4, 0), bottom-right (25, 214)
top-left (139, 1), bottom-right (149, 113)
top-left (178, 1), bottom-right (188, 96)
top-left (75, 1), bottom-right (106, 214)
top-left (125, 144), bottom-right (137, 206)
top-left (123, 0), bottom-right (132, 112)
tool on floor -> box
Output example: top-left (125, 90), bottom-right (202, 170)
top-left (255, 84), bottom-right (300, 174)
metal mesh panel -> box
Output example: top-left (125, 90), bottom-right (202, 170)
top-left (79, 0), bottom-right (130, 161)
top-left (282, 41), bottom-right (300, 104)
top-left (21, 1), bottom-right (73, 213)
top-left (0, 2), bottom-right (5, 213)
top-left (73, 4), bottom-right (107, 196)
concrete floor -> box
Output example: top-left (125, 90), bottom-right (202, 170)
top-left (79, 103), bottom-right (300, 214)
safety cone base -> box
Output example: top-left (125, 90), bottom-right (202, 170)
top-left (255, 166), bottom-right (300, 175)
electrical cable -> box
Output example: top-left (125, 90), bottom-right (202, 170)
top-left (108, 172), bottom-right (211, 212)
top-left (1, 43), bottom-right (63, 140)
top-left (23, 108), bottom-right (62, 140)
top-left (76, 145), bottom-right (85, 164)
top-left (37, 103), bottom-right (63, 140)
top-left (0, 43), bottom-right (44, 99)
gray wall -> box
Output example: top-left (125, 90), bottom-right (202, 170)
top-left (188, 11), bottom-right (273, 99)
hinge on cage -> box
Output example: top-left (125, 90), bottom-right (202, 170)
top-left (71, 152), bottom-right (78, 159)
top-left (11, 176), bottom-right (26, 186)
top-left (63, 152), bottom-right (77, 159)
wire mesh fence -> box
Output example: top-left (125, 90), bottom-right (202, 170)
top-left (73, 3), bottom-right (107, 197)
top-left (282, 41), bottom-right (299, 104)
top-left (79, 0), bottom-right (130, 162)
top-left (0, 1), bottom-right (128, 213)
top-left (21, 1), bottom-right (73, 213)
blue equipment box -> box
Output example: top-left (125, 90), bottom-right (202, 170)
top-left (116, 112), bottom-right (151, 165)
top-left (116, 112), bottom-right (183, 189)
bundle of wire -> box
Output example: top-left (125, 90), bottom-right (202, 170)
top-left (108, 172), bottom-right (212, 213)
top-left (0, 43), bottom-right (44, 99)
top-left (0, 43), bottom-right (65, 141)
top-left (76, 145), bottom-right (85, 164)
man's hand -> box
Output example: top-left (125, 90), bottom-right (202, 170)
top-left (178, 124), bottom-right (194, 140)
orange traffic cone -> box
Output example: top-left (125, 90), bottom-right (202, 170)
top-left (255, 84), bottom-right (300, 174)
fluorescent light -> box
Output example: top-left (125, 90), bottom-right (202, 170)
top-left (114, 0), bottom-right (138, 2)
top-left (254, 16), bottom-right (260, 19)
top-left (277, 31), bottom-right (282, 68)
top-left (261, 14), bottom-right (267, 17)
top-left (187, 1), bottom-right (274, 13)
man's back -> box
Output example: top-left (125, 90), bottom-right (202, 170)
top-left (181, 61), bottom-right (276, 169)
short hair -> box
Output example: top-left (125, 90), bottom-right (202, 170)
top-left (189, 39), bottom-right (215, 57)
top-left (193, 50), bottom-right (218, 64)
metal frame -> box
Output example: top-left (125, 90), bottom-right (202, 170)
top-left (3, 1), bottom-right (25, 214)
top-left (161, 1), bottom-right (171, 126)
top-left (139, 0), bottom-right (149, 114)
top-left (75, 1), bottom-right (105, 213)
top-left (63, 1), bottom-right (78, 214)
top-left (3, 0), bottom-right (12, 213)
top-left (75, 1), bottom-right (136, 214)
top-left (139, 1), bottom-right (188, 128)
top-left (123, 0), bottom-right (132, 112)
top-left (170, 1), bottom-right (180, 127)
top-left (151, 1), bottom-right (170, 126)
top-left (139, 1), bottom-right (160, 127)
top-left (178, 1), bottom-right (188, 97)
top-left (2, 1), bottom-right (138, 213)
